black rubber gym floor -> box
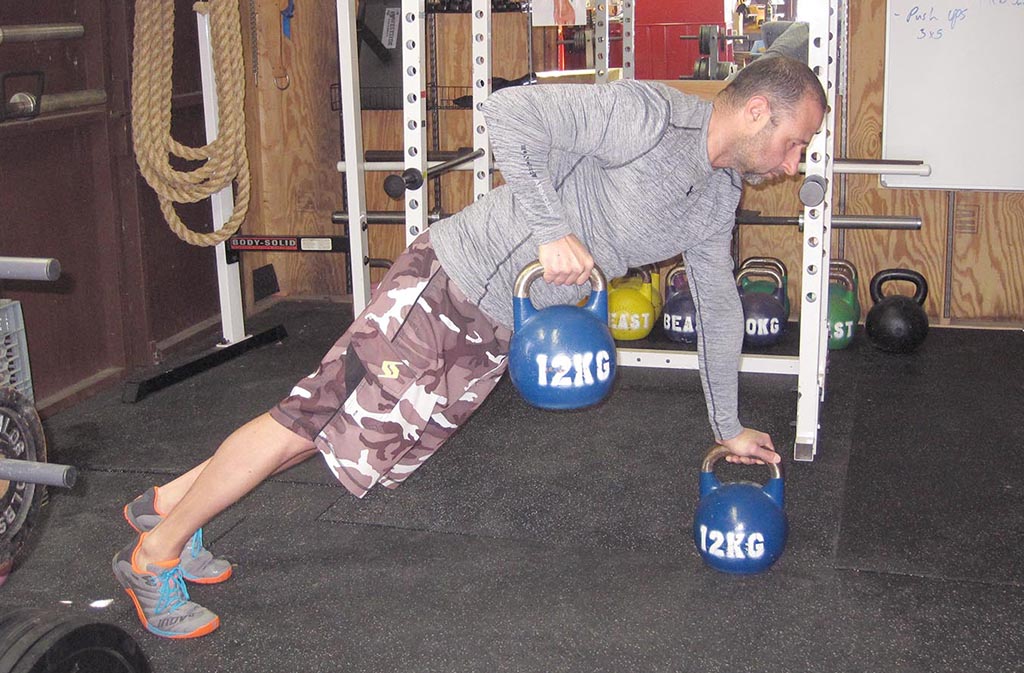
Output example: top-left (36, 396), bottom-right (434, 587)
top-left (2, 299), bottom-right (1022, 672)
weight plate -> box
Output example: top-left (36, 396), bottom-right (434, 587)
top-left (693, 57), bottom-right (709, 80)
top-left (15, 616), bottom-right (151, 673)
top-left (0, 388), bottom-right (46, 574)
top-left (0, 609), bottom-right (54, 673)
top-left (699, 24), bottom-right (711, 55)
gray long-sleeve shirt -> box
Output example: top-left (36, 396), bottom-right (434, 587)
top-left (430, 79), bottom-right (745, 441)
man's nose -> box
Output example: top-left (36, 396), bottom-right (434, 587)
top-left (781, 149), bottom-right (801, 176)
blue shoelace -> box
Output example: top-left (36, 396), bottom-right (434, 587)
top-left (187, 528), bottom-right (205, 560)
top-left (153, 566), bottom-right (190, 616)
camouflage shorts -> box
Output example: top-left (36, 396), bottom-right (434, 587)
top-left (270, 232), bottom-right (512, 498)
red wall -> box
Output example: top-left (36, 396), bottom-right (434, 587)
top-left (634, 0), bottom-right (727, 80)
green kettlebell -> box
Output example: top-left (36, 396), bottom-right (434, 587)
top-left (827, 271), bottom-right (858, 350)
top-left (830, 259), bottom-right (861, 317)
top-left (740, 257), bottom-right (790, 320)
top-left (827, 259), bottom-right (861, 350)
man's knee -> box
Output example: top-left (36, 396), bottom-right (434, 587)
top-left (255, 411), bottom-right (316, 459)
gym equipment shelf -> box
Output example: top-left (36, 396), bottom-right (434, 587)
top-left (334, 0), bottom-right (919, 462)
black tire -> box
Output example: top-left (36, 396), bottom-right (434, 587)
top-left (0, 387), bottom-right (47, 576)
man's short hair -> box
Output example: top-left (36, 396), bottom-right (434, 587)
top-left (716, 55), bottom-right (826, 119)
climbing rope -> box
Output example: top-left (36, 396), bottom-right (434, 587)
top-left (131, 0), bottom-right (250, 247)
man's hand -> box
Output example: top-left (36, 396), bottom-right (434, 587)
top-left (538, 234), bottom-right (594, 286)
top-left (718, 428), bottom-right (779, 465)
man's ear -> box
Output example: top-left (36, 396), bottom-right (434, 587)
top-left (744, 95), bottom-right (772, 130)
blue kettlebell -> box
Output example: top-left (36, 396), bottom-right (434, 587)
top-left (693, 445), bottom-right (787, 574)
top-left (508, 262), bottom-right (617, 410)
top-left (662, 263), bottom-right (697, 344)
top-left (736, 267), bottom-right (787, 347)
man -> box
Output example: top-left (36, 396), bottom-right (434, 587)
top-left (112, 55), bottom-right (825, 639)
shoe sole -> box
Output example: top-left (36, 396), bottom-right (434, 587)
top-left (183, 565), bottom-right (233, 584)
top-left (123, 506), bottom-right (233, 585)
top-left (121, 587), bottom-right (220, 639)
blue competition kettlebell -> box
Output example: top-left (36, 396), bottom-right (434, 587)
top-left (693, 445), bottom-right (787, 574)
top-left (508, 262), bottom-right (617, 410)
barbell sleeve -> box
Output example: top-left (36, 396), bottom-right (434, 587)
top-left (2, 89), bottom-right (107, 121)
top-left (331, 210), bottom-right (446, 225)
top-left (799, 174), bottom-right (827, 207)
top-left (800, 159), bottom-right (932, 176)
top-left (338, 160), bottom-right (477, 172)
top-left (0, 458), bottom-right (77, 488)
top-left (679, 34), bottom-right (743, 40)
top-left (364, 149), bottom-right (474, 163)
top-left (735, 212), bottom-right (922, 230)
top-left (0, 23), bottom-right (84, 44)
top-left (829, 215), bottom-right (923, 230)
top-left (0, 256), bottom-right (61, 281)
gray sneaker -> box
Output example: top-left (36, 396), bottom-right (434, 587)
top-left (112, 535), bottom-right (220, 639)
top-left (123, 487), bottom-right (233, 584)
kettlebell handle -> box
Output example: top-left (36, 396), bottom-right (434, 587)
top-left (735, 266), bottom-right (783, 291)
top-left (830, 259), bottom-right (858, 286)
top-left (514, 261), bottom-right (608, 299)
top-left (700, 445), bottom-right (784, 507)
top-left (829, 270), bottom-right (854, 292)
top-left (740, 256), bottom-right (788, 279)
top-left (665, 262), bottom-right (688, 291)
top-left (626, 266), bottom-right (653, 283)
top-left (701, 445), bottom-right (781, 480)
top-left (869, 268), bottom-right (928, 306)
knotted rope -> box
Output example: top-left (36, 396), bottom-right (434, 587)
top-left (132, 0), bottom-right (250, 247)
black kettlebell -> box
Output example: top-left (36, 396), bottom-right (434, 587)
top-left (864, 269), bottom-right (929, 354)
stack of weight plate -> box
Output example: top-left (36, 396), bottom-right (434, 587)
top-left (0, 608), bottom-right (149, 673)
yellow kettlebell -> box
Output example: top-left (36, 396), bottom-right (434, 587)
top-left (639, 264), bottom-right (663, 319)
top-left (608, 267), bottom-right (656, 340)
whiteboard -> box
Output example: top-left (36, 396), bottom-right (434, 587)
top-left (882, 0), bottom-right (1024, 190)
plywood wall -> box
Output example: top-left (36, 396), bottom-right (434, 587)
top-left (242, 0), bottom-right (347, 301)
top-left (843, 0), bottom-right (1023, 325)
top-left (842, 0), bottom-right (949, 323)
top-left (242, 6), bottom-right (552, 297)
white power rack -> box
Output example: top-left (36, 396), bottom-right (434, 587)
top-left (333, 0), bottom-right (920, 462)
